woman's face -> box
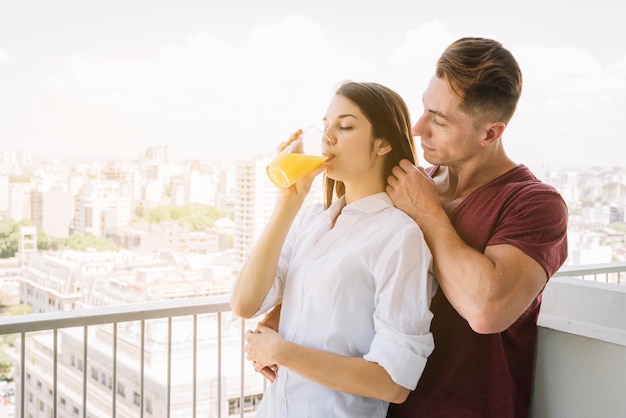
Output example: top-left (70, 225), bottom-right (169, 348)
top-left (322, 95), bottom-right (385, 184)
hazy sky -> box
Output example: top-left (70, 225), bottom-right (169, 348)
top-left (1, 0), bottom-right (625, 167)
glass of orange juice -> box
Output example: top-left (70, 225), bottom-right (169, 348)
top-left (266, 127), bottom-right (332, 189)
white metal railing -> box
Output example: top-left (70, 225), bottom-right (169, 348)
top-left (1, 262), bottom-right (625, 418)
top-left (0, 296), bottom-right (263, 418)
top-left (554, 261), bottom-right (626, 285)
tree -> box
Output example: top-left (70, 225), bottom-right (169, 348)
top-left (0, 218), bottom-right (19, 258)
top-left (1, 304), bottom-right (33, 380)
top-left (0, 219), bottom-right (64, 257)
top-left (8, 304), bottom-right (33, 316)
top-left (65, 234), bottom-right (119, 251)
top-left (37, 230), bottom-right (64, 251)
top-left (139, 203), bottom-right (226, 231)
top-left (0, 352), bottom-right (11, 379)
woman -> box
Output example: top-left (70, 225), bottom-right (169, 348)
top-left (230, 81), bottom-right (435, 417)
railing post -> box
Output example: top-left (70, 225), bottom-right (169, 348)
top-left (112, 322), bottom-right (117, 418)
top-left (83, 325), bottom-right (88, 418)
top-left (20, 332), bottom-right (25, 418)
top-left (53, 329), bottom-right (58, 418)
top-left (193, 314), bottom-right (197, 418)
top-left (167, 317), bottom-right (172, 418)
top-left (240, 321), bottom-right (245, 418)
top-left (140, 319), bottom-right (145, 418)
top-left (217, 312), bottom-right (222, 418)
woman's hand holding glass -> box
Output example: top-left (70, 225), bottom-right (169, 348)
top-left (266, 127), bottom-right (333, 197)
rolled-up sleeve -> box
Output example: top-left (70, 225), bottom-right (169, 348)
top-left (364, 223), bottom-right (435, 389)
top-left (365, 316), bottom-right (434, 389)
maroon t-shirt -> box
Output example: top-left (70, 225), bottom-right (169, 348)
top-left (387, 165), bottom-right (568, 418)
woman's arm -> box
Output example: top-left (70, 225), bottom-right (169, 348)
top-left (230, 140), bottom-right (328, 319)
top-left (257, 304), bottom-right (282, 382)
top-left (243, 217), bottom-right (435, 396)
top-left (245, 324), bottom-right (410, 404)
top-left (230, 196), bottom-right (303, 318)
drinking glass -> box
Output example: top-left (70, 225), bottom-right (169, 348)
top-left (266, 127), bottom-right (332, 189)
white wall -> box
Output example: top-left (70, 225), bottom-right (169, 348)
top-left (531, 277), bottom-right (626, 417)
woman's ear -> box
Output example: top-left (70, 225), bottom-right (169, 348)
top-left (376, 139), bottom-right (393, 156)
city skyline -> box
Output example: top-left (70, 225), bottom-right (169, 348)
top-left (1, 0), bottom-right (626, 167)
top-left (2, 145), bottom-right (625, 264)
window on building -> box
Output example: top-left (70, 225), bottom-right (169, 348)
top-left (228, 393), bottom-right (263, 415)
top-left (117, 382), bottom-right (125, 398)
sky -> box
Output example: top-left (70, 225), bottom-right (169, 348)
top-left (1, 0), bottom-right (625, 167)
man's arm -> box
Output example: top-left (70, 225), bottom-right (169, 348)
top-left (386, 161), bottom-right (547, 334)
top-left (421, 219), bottom-right (546, 333)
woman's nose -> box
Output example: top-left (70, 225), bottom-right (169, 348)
top-left (323, 127), bottom-right (337, 146)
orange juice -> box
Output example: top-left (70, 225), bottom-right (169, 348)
top-left (266, 152), bottom-right (327, 188)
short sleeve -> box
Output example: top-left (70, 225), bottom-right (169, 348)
top-left (489, 185), bottom-right (569, 277)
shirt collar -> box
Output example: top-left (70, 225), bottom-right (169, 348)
top-left (328, 192), bottom-right (393, 219)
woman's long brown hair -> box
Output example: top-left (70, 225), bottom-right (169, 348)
top-left (324, 81), bottom-right (416, 209)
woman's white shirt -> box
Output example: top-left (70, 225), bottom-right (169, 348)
top-left (251, 192), bottom-right (435, 418)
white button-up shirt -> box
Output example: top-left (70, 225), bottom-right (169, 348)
top-left (253, 192), bottom-right (435, 418)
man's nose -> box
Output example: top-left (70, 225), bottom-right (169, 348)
top-left (411, 115), bottom-right (425, 137)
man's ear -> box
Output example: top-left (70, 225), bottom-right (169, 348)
top-left (376, 139), bottom-right (393, 156)
top-left (482, 121), bottom-right (506, 146)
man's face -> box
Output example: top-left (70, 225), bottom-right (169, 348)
top-left (412, 76), bottom-right (483, 167)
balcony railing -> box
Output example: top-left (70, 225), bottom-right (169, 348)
top-left (1, 262), bottom-right (625, 418)
top-left (0, 296), bottom-right (265, 418)
top-left (553, 260), bottom-right (626, 284)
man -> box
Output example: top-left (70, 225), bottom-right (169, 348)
top-left (385, 37), bottom-right (568, 417)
